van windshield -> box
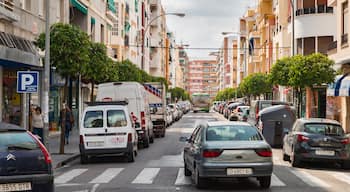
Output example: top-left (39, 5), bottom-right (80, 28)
top-left (84, 111), bottom-right (103, 128)
top-left (107, 110), bottom-right (127, 127)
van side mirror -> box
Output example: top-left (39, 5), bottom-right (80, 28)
top-left (179, 136), bottom-right (189, 142)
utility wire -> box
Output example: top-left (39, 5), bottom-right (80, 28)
top-left (126, 44), bottom-right (291, 50)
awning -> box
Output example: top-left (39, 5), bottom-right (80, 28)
top-left (70, 0), bottom-right (88, 15)
top-left (91, 17), bottom-right (95, 24)
top-left (327, 74), bottom-right (350, 96)
top-left (107, 0), bottom-right (116, 13)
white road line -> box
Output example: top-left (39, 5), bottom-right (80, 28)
top-left (89, 168), bottom-right (124, 184)
top-left (289, 169), bottom-right (330, 188)
top-left (331, 172), bottom-right (350, 185)
top-left (174, 168), bottom-right (192, 185)
top-left (271, 173), bottom-right (286, 186)
top-left (90, 184), bottom-right (100, 192)
top-left (55, 169), bottom-right (88, 184)
top-left (132, 168), bottom-right (160, 184)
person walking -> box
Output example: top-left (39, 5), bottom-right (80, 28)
top-left (58, 103), bottom-right (74, 145)
top-left (32, 106), bottom-right (44, 143)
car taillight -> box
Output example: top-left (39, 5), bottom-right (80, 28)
top-left (80, 135), bottom-right (84, 145)
top-left (297, 134), bottom-right (309, 142)
top-left (255, 149), bottom-right (272, 157)
top-left (255, 107), bottom-right (259, 120)
top-left (141, 111), bottom-right (146, 130)
top-left (202, 149), bottom-right (223, 158)
top-left (128, 133), bottom-right (132, 142)
top-left (341, 138), bottom-right (350, 145)
top-left (28, 132), bottom-right (52, 164)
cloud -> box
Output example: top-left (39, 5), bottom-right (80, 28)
top-left (161, 0), bottom-right (257, 58)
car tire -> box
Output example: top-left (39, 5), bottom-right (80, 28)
top-left (283, 152), bottom-right (290, 161)
top-left (342, 160), bottom-right (350, 169)
top-left (143, 137), bottom-right (150, 148)
top-left (150, 135), bottom-right (154, 143)
top-left (80, 154), bottom-right (88, 164)
top-left (193, 166), bottom-right (205, 189)
top-left (127, 149), bottom-right (135, 162)
top-left (291, 150), bottom-right (301, 167)
top-left (184, 162), bottom-right (192, 176)
top-left (161, 131), bottom-right (165, 138)
top-left (258, 176), bottom-right (271, 189)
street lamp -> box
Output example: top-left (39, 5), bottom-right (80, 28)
top-left (141, 12), bottom-right (185, 69)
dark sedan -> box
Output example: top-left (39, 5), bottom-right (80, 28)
top-left (283, 118), bottom-right (350, 168)
top-left (181, 121), bottom-right (273, 189)
top-left (0, 123), bottom-right (54, 192)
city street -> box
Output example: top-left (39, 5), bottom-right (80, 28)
top-left (54, 112), bottom-right (350, 192)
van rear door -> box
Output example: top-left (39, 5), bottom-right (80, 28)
top-left (105, 109), bottom-right (130, 149)
top-left (82, 110), bottom-right (106, 149)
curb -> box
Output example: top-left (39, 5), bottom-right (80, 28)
top-left (54, 153), bottom-right (80, 169)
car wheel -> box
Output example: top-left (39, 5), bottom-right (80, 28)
top-left (184, 162), bottom-right (192, 176)
top-left (283, 152), bottom-right (290, 161)
top-left (143, 137), bottom-right (150, 148)
top-left (80, 154), bottom-right (88, 164)
top-left (193, 165), bottom-right (205, 189)
top-left (258, 176), bottom-right (271, 189)
top-left (291, 150), bottom-right (301, 167)
top-left (150, 135), bottom-right (154, 143)
top-left (126, 149), bottom-right (135, 162)
top-left (342, 160), bottom-right (350, 169)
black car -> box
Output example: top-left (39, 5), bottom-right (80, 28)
top-left (0, 123), bottom-right (54, 192)
top-left (282, 118), bottom-right (350, 168)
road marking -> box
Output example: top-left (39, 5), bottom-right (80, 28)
top-left (89, 168), bottom-right (124, 183)
top-left (91, 184), bottom-right (100, 192)
top-left (289, 169), bottom-right (330, 188)
top-left (132, 168), bottom-right (160, 184)
top-left (331, 172), bottom-right (350, 185)
top-left (271, 173), bottom-right (286, 186)
top-left (55, 169), bottom-right (88, 184)
top-left (175, 168), bottom-right (192, 185)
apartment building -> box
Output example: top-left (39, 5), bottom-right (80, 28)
top-left (178, 46), bottom-right (190, 90)
top-left (327, 0), bottom-right (350, 132)
top-left (188, 60), bottom-right (217, 100)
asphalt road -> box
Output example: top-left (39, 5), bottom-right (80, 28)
top-left (54, 112), bottom-right (350, 192)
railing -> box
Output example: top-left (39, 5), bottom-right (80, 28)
top-left (341, 34), bottom-right (348, 46)
top-left (0, 0), bottom-right (14, 11)
top-left (295, 5), bottom-right (333, 16)
top-left (328, 41), bottom-right (337, 51)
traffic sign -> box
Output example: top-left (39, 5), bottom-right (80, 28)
top-left (17, 71), bottom-right (39, 93)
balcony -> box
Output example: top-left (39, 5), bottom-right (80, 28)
top-left (295, 6), bottom-right (333, 16)
top-left (328, 0), bottom-right (336, 7)
top-left (327, 41), bottom-right (337, 55)
top-left (0, 0), bottom-right (19, 22)
top-left (342, 34), bottom-right (348, 46)
top-left (106, 10), bottom-right (118, 22)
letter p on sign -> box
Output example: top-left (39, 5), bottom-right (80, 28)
top-left (17, 71), bottom-right (39, 93)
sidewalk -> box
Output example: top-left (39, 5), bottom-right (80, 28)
top-left (48, 127), bottom-right (80, 169)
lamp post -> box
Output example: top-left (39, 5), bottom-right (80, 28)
top-left (141, 13), bottom-right (185, 70)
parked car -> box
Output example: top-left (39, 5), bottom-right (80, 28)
top-left (0, 122), bottom-right (54, 192)
top-left (168, 104), bottom-right (180, 121)
top-left (96, 82), bottom-right (154, 148)
top-left (229, 105), bottom-right (250, 121)
top-left (80, 101), bottom-right (138, 163)
top-left (181, 121), bottom-right (273, 189)
top-left (225, 102), bottom-right (244, 119)
top-left (257, 105), bottom-right (296, 147)
top-left (166, 107), bottom-right (174, 127)
top-left (282, 118), bottom-right (350, 168)
top-left (249, 100), bottom-right (292, 126)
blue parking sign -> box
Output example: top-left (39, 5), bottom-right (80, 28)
top-left (17, 71), bottom-right (39, 93)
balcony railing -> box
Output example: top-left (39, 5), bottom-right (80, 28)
top-left (0, 0), bottom-right (14, 11)
top-left (328, 41), bottom-right (337, 51)
top-left (295, 5), bottom-right (333, 16)
top-left (341, 34), bottom-right (348, 46)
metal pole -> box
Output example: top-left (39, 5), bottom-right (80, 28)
top-left (291, 0), bottom-right (295, 56)
top-left (42, 0), bottom-right (50, 148)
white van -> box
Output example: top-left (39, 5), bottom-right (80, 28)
top-left (79, 101), bottom-right (138, 163)
top-left (96, 82), bottom-right (154, 148)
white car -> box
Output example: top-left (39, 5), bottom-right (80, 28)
top-left (168, 104), bottom-right (179, 121)
top-left (236, 106), bottom-right (250, 121)
top-left (79, 102), bottom-right (138, 164)
top-left (166, 107), bottom-right (173, 127)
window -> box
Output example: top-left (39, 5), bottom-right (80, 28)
top-left (107, 110), bottom-right (127, 127)
top-left (0, 132), bottom-right (38, 152)
top-left (101, 24), bottom-right (105, 43)
top-left (84, 111), bottom-right (103, 128)
top-left (304, 123), bottom-right (344, 136)
top-left (342, 1), bottom-right (349, 35)
top-left (112, 22), bottom-right (119, 36)
top-left (206, 125), bottom-right (262, 141)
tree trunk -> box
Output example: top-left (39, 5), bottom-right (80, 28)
top-left (90, 81), bottom-right (95, 102)
top-left (311, 87), bottom-right (317, 118)
top-left (59, 77), bottom-right (68, 154)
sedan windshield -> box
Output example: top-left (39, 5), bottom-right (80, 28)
top-left (304, 123), bottom-right (344, 136)
top-left (206, 125), bottom-right (263, 141)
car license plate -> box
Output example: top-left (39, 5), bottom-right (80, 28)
top-left (315, 150), bottom-right (335, 156)
top-left (111, 137), bottom-right (125, 144)
top-left (0, 182), bottom-right (31, 192)
top-left (227, 168), bottom-right (253, 176)
top-left (87, 141), bottom-right (104, 147)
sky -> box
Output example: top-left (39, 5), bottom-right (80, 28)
top-left (161, 0), bottom-right (257, 60)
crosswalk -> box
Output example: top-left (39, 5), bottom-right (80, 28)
top-left (55, 166), bottom-right (350, 188)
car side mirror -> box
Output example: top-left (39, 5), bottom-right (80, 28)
top-left (179, 136), bottom-right (189, 142)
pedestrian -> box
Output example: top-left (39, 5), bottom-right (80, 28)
top-left (32, 106), bottom-right (44, 143)
top-left (58, 103), bottom-right (74, 145)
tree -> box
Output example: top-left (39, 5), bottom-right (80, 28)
top-left (270, 57), bottom-right (293, 86)
top-left (239, 73), bottom-right (272, 98)
top-left (169, 87), bottom-right (189, 102)
top-left (116, 60), bottom-right (142, 82)
top-left (35, 23), bottom-right (90, 154)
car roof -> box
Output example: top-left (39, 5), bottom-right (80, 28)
top-left (207, 121), bottom-right (251, 127)
top-left (0, 122), bottom-right (26, 132)
top-left (85, 105), bottom-right (127, 110)
top-left (297, 118), bottom-right (341, 125)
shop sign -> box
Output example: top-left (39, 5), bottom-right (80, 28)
top-left (17, 71), bottom-right (39, 93)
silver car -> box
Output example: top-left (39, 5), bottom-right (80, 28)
top-left (181, 121), bottom-right (273, 189)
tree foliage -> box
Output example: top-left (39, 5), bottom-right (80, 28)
top-left (169, 87), bottom-right (190, 102)
top-left (239, 73), bottom-right (272, 96)
top-left (214, 88), bottom-right (242, 101)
